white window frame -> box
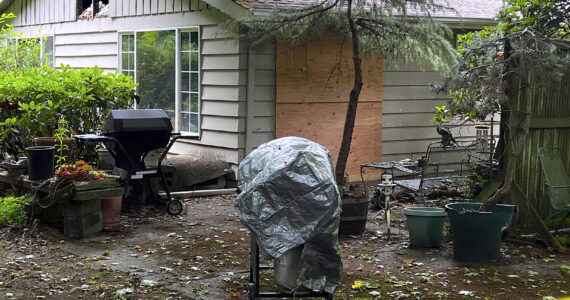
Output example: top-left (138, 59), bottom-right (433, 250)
top-left (118, 27), bottom-right (200, 137)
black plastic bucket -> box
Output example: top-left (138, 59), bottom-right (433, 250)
top-left (446, 202), bottom-right (516, 263)
top-left (26, 146), bottom-right (55, 181)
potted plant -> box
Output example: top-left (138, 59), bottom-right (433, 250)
top-left (434, 1), bottom-right (569, 261)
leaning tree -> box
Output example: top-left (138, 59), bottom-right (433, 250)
top-left (227, 0), bottom-right (456, 184)
top-left (434, 0), bottom-right (570, 213)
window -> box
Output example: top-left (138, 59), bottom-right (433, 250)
top-left (119, 28), bottom-right (200, 135)
top-left (41, 36), bottom-right (54, 68)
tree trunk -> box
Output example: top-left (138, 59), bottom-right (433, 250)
top-left (335, 0), bottom-right (363, 184)
top-left (479, 95), bottom-right (531, 211)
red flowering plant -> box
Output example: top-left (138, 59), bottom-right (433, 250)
top-left (55, 161), bottom-right (108, 181)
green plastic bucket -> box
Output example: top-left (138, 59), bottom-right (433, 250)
top-left (404, 207), bottom-right (447, 248)
top-left (446, 202), bottom-right (516, 263)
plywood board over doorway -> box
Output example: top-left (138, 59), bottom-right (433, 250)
top-left (276, 36), bottom-right (383, 181)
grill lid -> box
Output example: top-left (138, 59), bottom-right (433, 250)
top-left (102, 109), bottom-right (173, 134)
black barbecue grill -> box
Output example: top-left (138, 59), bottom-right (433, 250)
top-left (75, 109), bottom-right (197, 215)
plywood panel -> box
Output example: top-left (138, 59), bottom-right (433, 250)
top-left (276, 37), bottom-right (382, 104)
top-left (276, 101), bottom-right (382, 181)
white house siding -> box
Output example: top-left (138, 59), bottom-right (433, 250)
top-left (6, 0), bottom-right (76, 26)
top-left (246, 41), bottom-right (276, 154)
top-left (8, 0), bottom-right (254, 175)
top-left (110, 0), bottom-right (206, 17)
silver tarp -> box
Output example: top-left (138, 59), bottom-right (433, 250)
top-left (234, 136), bottom-right (342, 293)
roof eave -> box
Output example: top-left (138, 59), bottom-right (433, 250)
top-left (202, 0), bottom-right (250, 19)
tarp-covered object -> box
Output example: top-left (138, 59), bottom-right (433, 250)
top-left (234, 136), bottom-right (342, 293)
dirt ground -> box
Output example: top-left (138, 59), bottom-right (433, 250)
top-left (0, 193), bottom-right (569, 299)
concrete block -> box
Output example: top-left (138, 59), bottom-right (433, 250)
top-left (64, 211), bottom-right (102, 239)
top-left (63, 199), bottom-right (102, 217)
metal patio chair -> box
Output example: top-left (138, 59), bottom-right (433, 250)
top-left (538, 147), bottom-right (570, 231)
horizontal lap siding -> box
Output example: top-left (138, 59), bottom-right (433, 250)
top-left (174, 24), bottom-right (246, 165)
top-left (54, 31), bottom-right (118, 71)
top-left (382, 63), bottom-right (498, 162)
top-left (248, 41), bottom-right (276, 152)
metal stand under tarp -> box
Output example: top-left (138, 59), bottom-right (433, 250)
top-left (248, 235), bottom-right (333, 300)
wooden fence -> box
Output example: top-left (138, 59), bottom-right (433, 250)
top-left (504, 67), bottom-right (570, 231)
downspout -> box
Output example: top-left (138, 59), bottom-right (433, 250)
top-left (245, 43), bottom-right (256, 155)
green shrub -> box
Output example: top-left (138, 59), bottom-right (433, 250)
top-left (0, 195), bottom-right (32, 226)
top-left (0, 65), bottom-right (137, 159)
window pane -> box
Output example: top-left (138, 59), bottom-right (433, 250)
top-left (136, 30), bottom-right (176, 125)
top-left (190, 113), bottom-right (198, 133)
top-left (190, 73), bottom-right (198, 92)
top-left (190, 52), bottom-right (198, 71)
top-left (122, 53), bottom-right (131, 70)
top-left (182, 52), bottom-right (189, 70)
top-left (190, 32), bottom-right (198, 48)
top-left (181, 72), bottom-right (189, 91)
top-left (181, 92), bottom-right (189, 112)
top-left (181, 32), bottom-right (189, 51)
top-left (190, 93), bottom-right (198, 113)
top-left (180, 112), bottom-right (189, 132)
top-left (122, 35), bottom-right (130, 51)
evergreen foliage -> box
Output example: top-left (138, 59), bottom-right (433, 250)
top-left (228, 0), bottom-right (455, 70)
top-left (227, 0), bottom-right (457, 182)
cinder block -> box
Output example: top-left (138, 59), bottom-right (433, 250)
top-left (63, 199), bottom-right (102, 217)
top-left (64, 211), bottom-right (102, 239)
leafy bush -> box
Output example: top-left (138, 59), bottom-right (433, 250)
top-left (0, 13), bottom-right (46, 74)
top-left (0, 195), bottom-right (31, 226)
top-left (0, 65), bottom-right (137, 159)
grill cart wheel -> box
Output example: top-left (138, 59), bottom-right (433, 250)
top-left (166, 199), bottom-right (183, 215)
